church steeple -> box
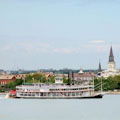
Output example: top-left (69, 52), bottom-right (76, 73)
top-left (109, 46), bottom-right (114, 62)
top-left (108, 46), bottom-right (116, 71)
top-left (98, 62), bottom-right (102, 72)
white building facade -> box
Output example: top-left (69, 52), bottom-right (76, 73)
top-left (100, 46), bottom-right (120, 78)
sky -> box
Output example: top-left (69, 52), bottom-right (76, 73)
top-left (0, 0), bottom-right (120, 70)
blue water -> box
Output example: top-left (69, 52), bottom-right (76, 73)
top-left (0, 95), bottom-right (119, 120)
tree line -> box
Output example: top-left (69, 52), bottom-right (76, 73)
top-left (94, 75), bottom-right (120, 91)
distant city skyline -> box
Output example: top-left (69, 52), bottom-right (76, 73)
top-left (0, 0), bottom-right (120, 70)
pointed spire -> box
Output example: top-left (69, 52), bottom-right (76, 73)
top-left (109, 46), bottom-right (114, 62)
top-left (110, 46), bottom-right (113, 57)
top-left (98, 61), bottom-right (102, 72)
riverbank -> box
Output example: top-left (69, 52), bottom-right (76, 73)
top-left (106, 91), bottom-right (120, 95)
top-left (0, 92), bottom-right (8, 95)
top-left (94, 90), bottom-right (120, 95)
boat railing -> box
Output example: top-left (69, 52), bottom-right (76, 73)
top-left (16, 84), bottom-right (94, 90)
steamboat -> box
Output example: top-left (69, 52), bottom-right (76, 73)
top-left (15, 83), bottom-right (103, 99)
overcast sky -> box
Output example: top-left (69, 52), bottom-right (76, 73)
top-left (0, 0), bottom-right (120, 70)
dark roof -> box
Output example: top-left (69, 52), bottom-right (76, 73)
top-left (109, 46), bottom-right (115, 62)
top-left (72, 73), bottom-right (96, 77)
top-left (98, 62), bottom-right (102, 72)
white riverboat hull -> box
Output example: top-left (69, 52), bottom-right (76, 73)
top-left (16, 94), bottom-right (103, 99)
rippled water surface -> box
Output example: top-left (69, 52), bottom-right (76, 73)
top-left (0, 95), bottom-right (119, 120)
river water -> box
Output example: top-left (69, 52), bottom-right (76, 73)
top-left (0, 95), bottom-right (119, 120)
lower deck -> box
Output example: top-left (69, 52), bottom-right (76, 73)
top-left (16, 90), bottom-right (97, 99)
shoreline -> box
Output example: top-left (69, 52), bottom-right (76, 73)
top-left (106, 91), bottom-right (120, 95)
top-left (0, 92), bottom-right (8, 95)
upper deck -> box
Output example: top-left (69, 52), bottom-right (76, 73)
top-left (16, 83), bottom-right (94, 91)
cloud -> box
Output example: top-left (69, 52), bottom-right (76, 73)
top-left (84, 42), bottom-right (120, 53)
top-left (19, 42), bottom-right (51, 53)
top-left (90, 40), bottom-right (106, 44)
top-left (53, 48), bottom-right (80, 54)
top-left (0, 41), bottom-right (51, 54)
top-left (0, 41), bottom-right (81, 55)
top-left (1, 40), bottom-right (120, 56)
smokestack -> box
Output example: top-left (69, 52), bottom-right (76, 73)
top-left (67, 71), bottom-right (71, 85)
top-left (72, 72), bottom-right (74, 85)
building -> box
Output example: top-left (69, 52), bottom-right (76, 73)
top-left (15, 74), bottom-right (26, 80)
top-left (100, 46), bottom-right (120, 78)
top-left (0, 75), bottom-right (16, 85)
top-left (70, 69), bottom-right (96, 84)
top-left (108, 46), bottom-right (116, 71)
